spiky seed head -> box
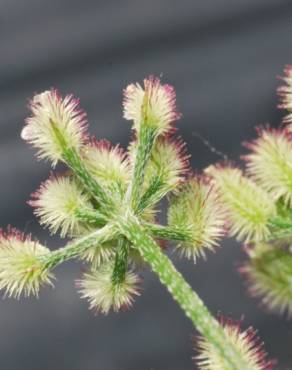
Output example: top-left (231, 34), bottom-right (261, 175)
top-left (123, 76), bottom-right (180, 135)
top-left (195, 317), bottom-right (275, 370)
top-left (80, 242), bottom-right (116, 269)
top-left (0, 228), bottom-right (54, 298)
top-left (240, 243), bottom-right (292, 317)
top-left (81, 241), bottom-right (146, 271)
top-left (278, 65), bottom-right (292, 125)
top-left (128, 247), bottom-right (147, 268)
top-left (29, 175), bottom-right (93, 238)
top-left (21, 89), bottom-right (88, 166)
top-left (168, 177), bottom-right (226, 261)
top-left (146, 137), bottom-right (190, 190)
top-left (243, 128), bottom-right (292, 207)
top-left (77, 263), bottom-right (140, 314)
top-left (206, 165), bottom-right (276, 242)
top-left (83, 139), bottom-right (131, 197)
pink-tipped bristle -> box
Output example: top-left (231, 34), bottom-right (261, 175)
top-left (87, 138), bottom-right (127, 160)
top-left (165, 136), bottom-right (191, 176)
top-left (217, 315), bottom-right (276, 369)
top-left (242, 126), bottom-right (292, 164)
top-left (145, 75), bottom-right (181, 125)
top-left (206, 160), bottom-right (237, 173)
top-left (88, 138), bottom-right (111, 150)
top-left (0, 226), bottom-right (31, 243)
top-left (28, 172), bottom-right (64, 208)
top-left (25, 89), bottom-right (89, 144)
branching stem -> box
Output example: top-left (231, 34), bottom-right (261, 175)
top-left (112, 237), bottom-right (129, 285)
top-left (63, 148), bottom-right (114, 215)
top-left (74, 206), bottom-right (192, 243)
top-left (41, 224), bottom-right (116, 270)
top-left (127, 125), bottom-right (156, 210)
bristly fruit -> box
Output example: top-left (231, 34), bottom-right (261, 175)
top-left (29, 174), bottom-right (93, 238)
top-left (168, 176), bottom-right (226, 261)
top-left (0, 228), bottom-right (54, 298)
top-left (21, 89), bottom-right (88, 166)
top-left (146, 137), bottom-right (190, 190)
top-left (195, 316), bottom-right (275, 370)
top-left (240, 243), bottom-right (292, 317)
top-left (243, 127), bottom-right (292, 207)
top-left (77, 263), bottom-right (140, 314)
top-left (206, 165), bottom-right (276, 242)
top-left (123, 76), bottom-right (181, 136)
top-left (83, 139), bottom-right (131, 198)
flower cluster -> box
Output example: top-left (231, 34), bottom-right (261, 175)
top-left (11, 75), bottom-right (228, 312)
top-left (0, 73), bottom-right (282, 368)
top-left (203, 66), bottom-right (292, 318)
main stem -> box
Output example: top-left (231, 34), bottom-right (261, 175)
top-left (119, 213), bottom-right (251, 370)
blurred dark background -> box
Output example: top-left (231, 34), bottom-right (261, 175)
top-left (0, 1), bottom-right (292, 369)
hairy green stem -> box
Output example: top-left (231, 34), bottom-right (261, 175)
top-left (119, 213), bottom-right (251, 370)
top-left (51, 120), bottom-right (112, 212)
top-left (268, 217), bottom-right (292, 243)
top-left (137, 176), bottom-right (168, 213)
top-left (112, 237), bottom-right (129, 285)
top-left (63, 148), bottom-right (114, 214)
top-left (41, 224), bottom-right (116, 270)
top-left (269, 218), bottom-right (292, 230)
top-left (75, 208), bottom-right (107, 227)
top-left (144, 222), bottom-right (193, 243)
top-left (268, 230), bottom-right (292, 243)
top-left (128, 125), bottom-right (156, 210)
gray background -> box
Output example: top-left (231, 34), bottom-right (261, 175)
top-left (0, 1), bottom-right (291, 369)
